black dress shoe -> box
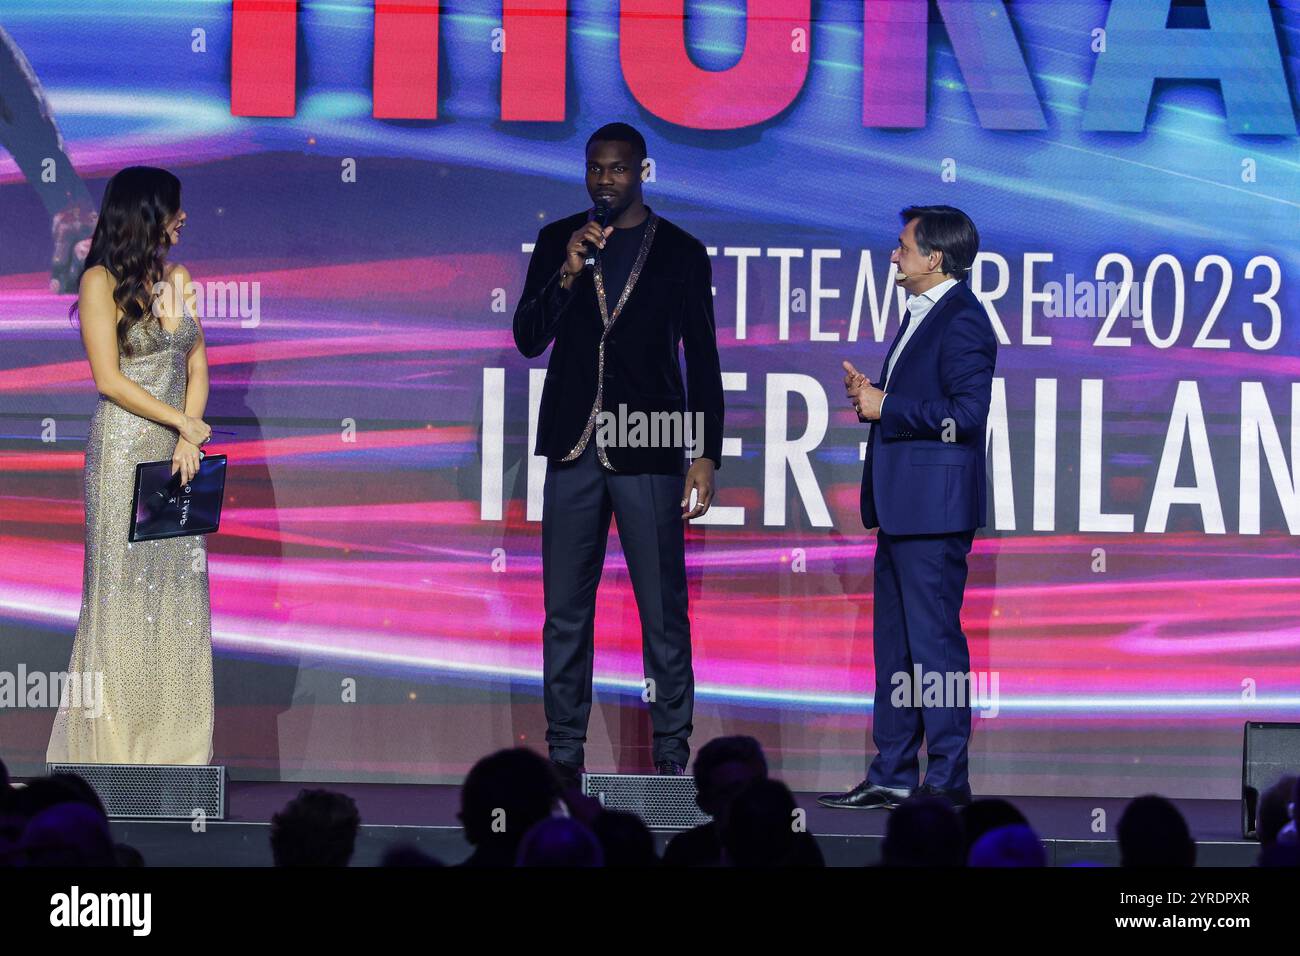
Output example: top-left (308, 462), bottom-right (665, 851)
top-left (655, 760), bottom-right (686, 776)
top-left (551, 759), bottom-right (584, 790)
top-left (817, 780), bottom-right (913, 810)
top-left (913, 783), bottom-right (972, 807)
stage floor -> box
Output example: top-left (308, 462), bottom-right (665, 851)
top-left (100, 781), bottom-right (1262, 867)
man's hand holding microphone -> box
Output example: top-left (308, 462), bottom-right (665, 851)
top-left (560, 220), bottom-right (614, 290)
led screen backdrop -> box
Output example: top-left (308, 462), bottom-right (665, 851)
top-left (1, 0), bottom-right (1299, 796)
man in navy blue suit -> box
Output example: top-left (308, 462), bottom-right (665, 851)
top-left (819, 205), bottom-right (996, 811)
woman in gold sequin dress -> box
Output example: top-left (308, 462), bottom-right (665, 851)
top-left (46, 167), bottom-right (215, 765)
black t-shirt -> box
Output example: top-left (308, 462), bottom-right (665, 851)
top-left (597, 213), bottom-right (650, 310)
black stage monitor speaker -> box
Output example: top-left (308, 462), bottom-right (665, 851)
top-left (46, 763), bottom-right (226, 820)
top-left (582, 773), bottom-right (710, 829)
top-left (1242, 722), bottom-right (1300, 839)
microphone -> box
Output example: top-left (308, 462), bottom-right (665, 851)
top-left (584, 201), bottom-right (612, 267)
top-left (894, 267), bottom-right (945, 281)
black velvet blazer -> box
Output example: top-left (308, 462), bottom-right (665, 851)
top-left (513, 208), bottom-right (725, 476)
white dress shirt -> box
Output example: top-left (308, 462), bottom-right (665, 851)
top-left (879, 276), bottom-right (959, 414)
top-left (886, 277), bottom-right (958, 387)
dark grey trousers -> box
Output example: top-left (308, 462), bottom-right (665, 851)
top-left (540, 440), bottom-right (693, 767)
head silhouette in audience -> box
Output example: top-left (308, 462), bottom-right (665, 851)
top-left (517, 816), bottom-right (603, 867)
top-left (1256, 775), bottom-right (1296, 847)
top-left (721, 778), bottom-right (823, 867)
top-left (592, 809), bottom-right (658, 866)
top-left (2, 771), bottom-right (122, 867)
top-left (458, 748), bottom-right (562, 867)
top-left (968, 823), bottom-right (1046, 867)
top-left (663, 735), bottom-right (768, 867)
top-left (694, 736), bottom-right (769, 819)
top-left (10, 772), bottom-right (107, 820)
top-left (20, 801), bottom-right (117, 867)
top-left (962, 798), bottom-right (1028, 853)
top-left (881, 796), bottom-right (964, 866)
top-left (270, 789), bottom-right (360, 867)
top-left (1118, 795), bottom-right (1195, 867)
top-left (1277, 776), bottom-right (1299, 845)
top-left (1258, 776), bottom-right (1300, 866)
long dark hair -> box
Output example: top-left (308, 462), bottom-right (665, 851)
top-left (72, 166), bottom-right (181, 354)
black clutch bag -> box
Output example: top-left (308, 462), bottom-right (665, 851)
top-left (128, 453), bottom-right (227, 541)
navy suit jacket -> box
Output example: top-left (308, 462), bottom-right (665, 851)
top-left (860, 280), bottom-right (997, 535)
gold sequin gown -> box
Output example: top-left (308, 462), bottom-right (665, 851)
top-left (46, 303), bottom-right (214, 765)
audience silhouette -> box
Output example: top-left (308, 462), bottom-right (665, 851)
top-left (270, 789), bottom-right (361, 867)
top-left (1, 747), bottom-right (1297, 868)
top-left (1117, 795), bottom-right (1196, 867)
top-left (880, 795), bottom-right (965, 867)
top-left (663, 734), bottom-right (768, 866)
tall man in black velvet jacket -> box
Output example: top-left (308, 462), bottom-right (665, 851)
top-left (513, 123), bottom-right (724, 784)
